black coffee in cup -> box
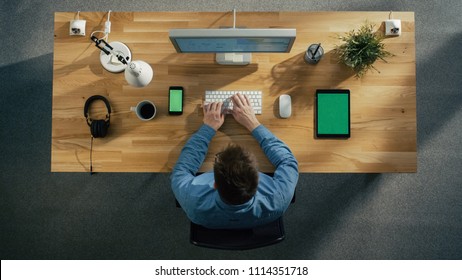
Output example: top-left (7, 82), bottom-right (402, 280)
top-left (131, 100), bottom-right (156, 121)
top-left (140, 103), bottom-right (155, 119)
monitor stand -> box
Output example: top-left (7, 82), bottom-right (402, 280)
top-left (216, 53), bottom-right (251, 65)
top-left (215, 10), bottom-right (251, 66)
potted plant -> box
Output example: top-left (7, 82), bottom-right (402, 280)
top-left (336, 22), bottom-right (392, 78)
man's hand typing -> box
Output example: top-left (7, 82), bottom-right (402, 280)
top-left (203, 101), bottom-right (225, 131)
top-left (231, 93), bottom-right (261, 132)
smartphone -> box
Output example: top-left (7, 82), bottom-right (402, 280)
top-left (169, 86), bottom-right (184, 115)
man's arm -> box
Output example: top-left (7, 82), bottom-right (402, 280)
top-left (231, 93), bottom-right (298, 204)
top-left (252, 125), bottom-right (298, 205)
top-left (171, 124), bottom-right (215, 200)
top-left (171, 102), bottom-right (224, 204)
top-left (231, 93), bottom-right (297, 167)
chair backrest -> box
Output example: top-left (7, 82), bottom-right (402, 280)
top-left (189, 216), bottom-right (285, 250)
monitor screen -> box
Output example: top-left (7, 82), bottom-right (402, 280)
top-left (169, 28), bottom-right (296, 53)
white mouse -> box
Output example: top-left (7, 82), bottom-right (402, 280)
top-left (279, 94), bottom-right (292, 118)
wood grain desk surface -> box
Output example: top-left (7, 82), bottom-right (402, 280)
top-left (52, 11), bottom-right (416, 173)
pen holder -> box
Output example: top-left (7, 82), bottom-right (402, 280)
top-left (304, 44), bottom-right (324, 64)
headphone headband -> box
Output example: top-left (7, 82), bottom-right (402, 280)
top-left (84, 95), bottom-right (112, 125)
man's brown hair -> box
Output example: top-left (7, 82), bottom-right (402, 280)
top-left (213, 144), bottom-right (259, 205)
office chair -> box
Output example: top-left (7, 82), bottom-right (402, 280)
top-left (175, 186), bottom-right (295, 250)
top-left (189, 216), bottom-right (286, 250)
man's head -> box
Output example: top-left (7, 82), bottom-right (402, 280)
top-left (213, 144), bottom-right (259, 205)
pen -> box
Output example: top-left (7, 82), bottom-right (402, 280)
top-left (311, 43), bottom-right (321, 59)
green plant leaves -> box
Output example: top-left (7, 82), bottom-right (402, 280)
top-left (336, 23), bottom-right (392, 78)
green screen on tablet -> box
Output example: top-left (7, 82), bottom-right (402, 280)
top-left (316, 89), bottom-right (350, 138)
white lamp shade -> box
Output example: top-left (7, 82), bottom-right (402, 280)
top-left (124, 61), bottom-right (153, 87)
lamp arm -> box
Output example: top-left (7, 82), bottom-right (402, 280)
top-left (91, 35), bottom-right (112, 55)
top-left (90, 36), bottom-right (128, 65)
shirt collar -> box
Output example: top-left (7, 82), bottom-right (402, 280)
top-left (215, 193), bottom-right (254, 210)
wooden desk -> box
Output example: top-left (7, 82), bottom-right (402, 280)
top-left (52, 11), bottom-right (416, 173)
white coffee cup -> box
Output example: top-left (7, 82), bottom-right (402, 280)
top-left (130, 100), bottom-right (156, 121)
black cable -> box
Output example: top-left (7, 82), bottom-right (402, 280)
top-left (90, 136), bottom-right (94, 175)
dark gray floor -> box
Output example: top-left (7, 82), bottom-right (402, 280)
top-left (1, 0), bottom-right (461, 259)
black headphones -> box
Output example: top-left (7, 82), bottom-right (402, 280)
top-left (84, 95), bottom-right (111, 138)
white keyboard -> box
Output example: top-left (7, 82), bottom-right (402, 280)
top-left (204, 90), bottom-right (262, 114)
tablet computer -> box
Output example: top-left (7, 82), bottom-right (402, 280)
top-left (315, 89), bottom-right (350, 138)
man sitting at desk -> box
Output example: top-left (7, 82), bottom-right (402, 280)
top-left (171, 93), bottom-right (299, 229)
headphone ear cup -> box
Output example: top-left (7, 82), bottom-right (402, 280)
top-left (99, 120), bottom-right (108, 138)
top-left (90, 120), bottom-right (108, 138)
top-left (92, 120), bottom-right (102, 138)
top-left (90, 121), bottom-right (99, 138)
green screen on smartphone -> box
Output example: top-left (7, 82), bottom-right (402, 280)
top-left (316, 90), bottom-right (350, 138)
top-left (169, 88), bottom-right (183, 114)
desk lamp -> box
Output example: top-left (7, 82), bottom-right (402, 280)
top-left (91, 36), bottom-right (153, 87)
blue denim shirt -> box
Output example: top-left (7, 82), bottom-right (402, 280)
top-left (171, 124), bottom-right (298, 229)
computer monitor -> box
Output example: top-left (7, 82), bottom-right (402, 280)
top-left (169, 28), bottom-right (296, 65)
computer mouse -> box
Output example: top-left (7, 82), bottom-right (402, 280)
top-left (279, 94), bottom-right (292, 118)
